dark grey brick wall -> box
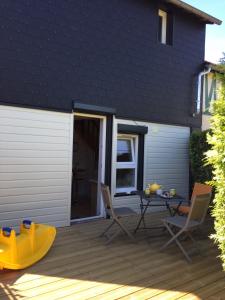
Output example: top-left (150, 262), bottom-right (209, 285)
top-left (0, 0), bottom-right (205, 127)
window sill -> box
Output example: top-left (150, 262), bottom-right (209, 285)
top-left (158, 42), bottom-right (173, 47)
top-left (114, 191), bottom-right (138, 197)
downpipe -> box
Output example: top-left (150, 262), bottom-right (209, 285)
top-left (193, 66), bottom-right (211, 116)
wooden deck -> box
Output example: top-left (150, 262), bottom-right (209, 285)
top-left (1, 212), bottom-right (225, 300)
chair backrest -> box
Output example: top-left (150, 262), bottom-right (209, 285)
top-left (186, 193), bottom-right (211, 226)
top-left (100, 183), bottom-right (115, 218)
top-left (191, 183), bottom-right (212, 201)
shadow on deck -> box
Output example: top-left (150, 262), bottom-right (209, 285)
top-left (1, 212), bottom-right (225, 299)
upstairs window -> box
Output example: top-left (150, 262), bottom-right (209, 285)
top-left (158, 9), bottom-right (173, 45)
top-left (158, 9), bottom-right (167, 44)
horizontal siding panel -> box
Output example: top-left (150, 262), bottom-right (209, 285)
top-left (0, 105), bottom-right (72, 228)
top-left (146, 132), bottom-right (189, 139)
top-left (144, 169), bottom-right (187, 175)
top-left (145, 174), bottom-right (188, 181)
top-left (146, 147), bottom-right (188, 158)
top-left (0, 206), bottom-right (68, 221)
top-left (146, 137), bottom-right (189, 144)
top-left (145, 163), bottom-right (188, 169)
top-left (0, 133), bottom-right (69, 144)
top-left (1, 213), bottom-right (69, 231)
top-left (0, 149), bottom-right (68, 158)
top-left (0, 141), bottom-right (70, 151)
top-left (0, 199), bottom-right (67, 212)
top-left (0, 172), bottom-right (68, 181)
top-left (1, 178), bottom-right (69, 189)
top-left (146, 157), bottom-right (188, 165)
top-left (147, 132), bottom-right (189, 139)
top-left (0, 106), bottom-right (70, 124)
top-left (0, 186), bottom-right (69, 197)
top-left (0, 117), bottom-right (69, 130)
top-left (146, 142), bottom-right (188, 149)
top-left (0, 157), bottom-right (69, 165)
top-left (146, 154), bottom-right (189, 160)
top-left (0, 125), bottom-right (69, 137)
top-left (148, 126), bottom-right (190, 135)
top-left (0, 192), bottom-right (68, 205)
top-left (0, 164), bottom-right (69, 173)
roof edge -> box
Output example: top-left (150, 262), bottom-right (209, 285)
top-left (204, 61), bottom-right (225, 74)
top-left (165, 0), bottom-right (222, 25)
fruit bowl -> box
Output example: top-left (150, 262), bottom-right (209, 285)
top-left (160, 191), bottom-right (173, 199)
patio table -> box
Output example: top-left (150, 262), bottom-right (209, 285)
top-left (134, 191), bottom-right (185, 233)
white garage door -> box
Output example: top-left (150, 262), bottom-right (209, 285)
top-left (0, 105), bottom-right (73, 230)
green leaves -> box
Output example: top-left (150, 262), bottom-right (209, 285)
top-left (206, 77), bottom-right (225, 270)
top-left (189, 130), bottom-right (212, 185)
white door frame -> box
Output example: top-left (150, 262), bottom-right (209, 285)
top-left (71, 112), bottom-right (106, 222)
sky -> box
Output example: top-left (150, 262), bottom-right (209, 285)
top-left (184, 0), bottom-right (225, 64)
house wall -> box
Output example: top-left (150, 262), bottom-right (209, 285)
top-left (112, 118), bottom-right (190, 212)
top-left (0, 105), bottom-right (73, 231)
top-left (0, 105), bottom-right (189, 227)
top-left (0, 0), bottom-right (205, 128)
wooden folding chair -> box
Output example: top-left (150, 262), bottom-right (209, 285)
top-left (100, 183), bottom-right (136, 244)
top-left (161, 192), bottom-right (211, 262)
top-left (172, 183), bottom-right (212, 216)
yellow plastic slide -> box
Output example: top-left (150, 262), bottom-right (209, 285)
top-left (0, 220), bottom-right (56, 270)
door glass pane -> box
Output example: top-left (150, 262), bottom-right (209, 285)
top-left (117, 139), bottom-right (132, 162)
top-left (116, 169), bottom-right (135, 188)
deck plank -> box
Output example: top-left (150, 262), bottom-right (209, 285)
top-left (88, 254), bottom-right (220, 300)
top-left (178, 276), bottom-right (225, 300)
top-left (105, 251), bottom-right (220, 300)
top-left (0, 212), bottom-right (223, 300)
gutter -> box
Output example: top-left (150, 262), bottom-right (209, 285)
top-left (194, 67), bottom-right (211, 116)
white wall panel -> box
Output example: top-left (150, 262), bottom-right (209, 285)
top-left (112, 119), bottom-right (190, 213)
top-left (0, 105), bottom-right (73, 230)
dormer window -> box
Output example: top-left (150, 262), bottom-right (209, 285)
top-left (158, 9), bottom-right (173, 45)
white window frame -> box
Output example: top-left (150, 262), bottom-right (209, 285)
top-left (158, 9), bottom-right (167, 44)
top-left (116, 134), bottom-right (138, 193)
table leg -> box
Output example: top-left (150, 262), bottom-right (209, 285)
top-left (140, 203), bottom-right (146, 228)
top-left (166, 201), bottom-right (173, 216)
top-left (172, 201), bottom-right (182, 216)
top-left (134, 203), bottom-right (149, 233)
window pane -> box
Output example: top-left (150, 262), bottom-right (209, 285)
top-left (158, 15), bottom-right (163, 42)
top-left (117, 139), bottom-right (132, 162)
top-left (116, 169), bottom-right (135, 188)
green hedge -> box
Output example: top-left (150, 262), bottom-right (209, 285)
top-left (189, 130), bottom-right (212, 188)
top-left (206, 76), bottom-right (225, 270)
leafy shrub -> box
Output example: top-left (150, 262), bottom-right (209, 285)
top-left (189, 130), bottom-right (212, 189)
top-left (206, 77), bottom-right (225, 270)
